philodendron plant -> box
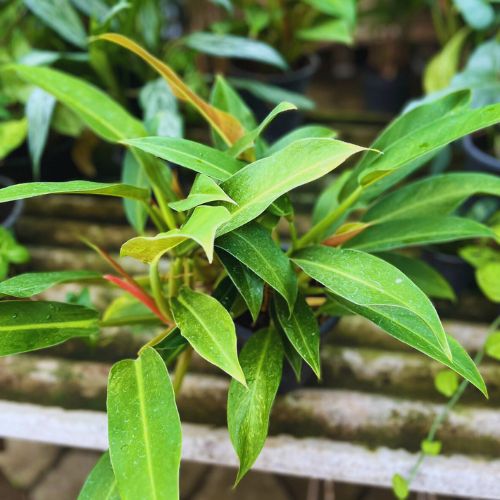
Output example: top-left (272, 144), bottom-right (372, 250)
top-left (0, 33), bottom-right (500, 498)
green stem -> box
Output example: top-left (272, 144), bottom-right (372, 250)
top-left (295, 185), bottom-right (363, 249)
top-left (144, 202), bottom-right (167, 233)
top-left (173, 346), bottom-right (193, 395)
top-left (139, 326), bottom-right (175, 355)
top-left (153, 185), bottom-right (177, 231)
top-left (149, 258), bottom-right (172, 321)
top-left (168, 258), bottom-right (184, 299)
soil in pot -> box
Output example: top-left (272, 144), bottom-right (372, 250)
top-left (230, 54), bottom-right (320, 141)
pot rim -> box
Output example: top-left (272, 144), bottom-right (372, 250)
top-left (0, 175), bottom-right (24, 229)
top-left (462, 134), bottom-right (500, 173)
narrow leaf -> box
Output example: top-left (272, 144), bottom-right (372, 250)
top-left (171, 287), bottom-right (245, 384)
top-left (0, 180), bottom-right (149, 203)
top-left (95, 33), bottom-right (246, 146)
top-left (363, 173), bottom-right (500, 223)
top-left (218, 138), bottom-right (365, 234)
top-left (0, 270), bottom-right (101, 298)
top-left (273, 294), bottom-right (321, 377)
top-left (122, 136), bottom-right (243, 181)
top-left (297, 19), bottom-right (353, 44)
top-left (346, 216), bottom-right (494, 252)
top-left (267, 125), bottom-right (337, 156)
top-left (78, 452), bottom-right (119, 500)
top-left (122, 205), bottom-right (231, 263)
top-left (227, 327), bottom-right (283, 483)
top-left (293, 247), bottom-right (487, 395)
top-left (216, 222), bottom-right (298, 312)
top-left (108, 348), bottom-right (181, 500)
top-left (169, 174), bottom-right (236, 212)
top-left (217, 249), bottom-right (264, 322)
top-left (0, 301), bottom-right (99, 356)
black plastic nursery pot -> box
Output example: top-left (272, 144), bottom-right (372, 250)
top-left (230, 53), bottom-right (320, 141)
top-left (462, 133), bottom-right (500, 175)
top-left (361, 66), bottom-right (411, 115)
top-left (0, 175), bottom-right (23, 229)
top-left (236, 315), bottom-right (339, 394)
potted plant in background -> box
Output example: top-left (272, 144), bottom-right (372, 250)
top-left (0, 32), bottom-right (499, 499)
top-left (181, 0), bottom-right (357, 138)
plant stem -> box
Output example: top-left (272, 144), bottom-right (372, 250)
top-left (295, 185), bottom-right (363, 249)
top-left (139, 326), bottom-right (175, 355)
top-left (149, 258), bottom-right (172, 321)
top-left (144, 202), bottom-right (167, 233)
top-left (153, 186), bottom-right (177, 230)
top-left (168, 257), bottom-right (183, 299)
top-left (173, 346), bottom-right (193, 395)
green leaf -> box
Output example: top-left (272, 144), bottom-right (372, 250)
top-left (0, 270), bottom-right (101, 298)
top-left (0, 180), bottom-right (150, 204)
top-left (392, 474), bottom-right (409, 500)
top-left (0, 118), bottom-right (27, 160)
top-left (184, 32), bottom-right (288, 70)
top-left (170, 287), bottom-right (245, 384)
top-left (459, 245), bottom-right (500, 269)
top-left (122, 205), bottom-right (231, 263)
top-left (303, 0), bottom-right (356, 24)
top-left (169, 174), bottom-right (236, 212)
top-left (297, 19), bottom-right (353, 44)
top-left (377, 253), bottom-right (455, 301)
top-left (421, 439), bottom-right (442, 456)
top-left (267, 125), bottom-right (337, 156)
top-left (24, 0), bottom-right (87, 48)
top-left (218, 138), bottom-right (365, 234)
top-left (103, 294), bottom-right (158, 325)
top-left (477, 262), bottom-right (500, 302)
top-left (453, 0), bottom-right (495, 29)
top-left (485, 332), bottom-right (500, 360)
top-left (217, 249), bottom-right (264, 322)
top-left (107, 347), bottom-right (181, 500)
top-left (122, 136), bottom-right (243, 181)
top-left (0, 301), bottom-right (99, 356)
top-left (229, 78), bottom-right (315, 111)
top-left (227, 327), bottom-right (283, 483)
top-left (363, 173), bottom-right (500, 223)
top-left (292, 247), bottom-right (488, 396)
top-left (26, 88), bottom-right (56, 180)
top-left (346, 216), bottom-right (494, 252)
top-left (227, 102), bottom-right (297, 158)
top-left (216, 222), bottom-right (298, 312)
top-left (122, 151), bottom-right (150, 234)
top-left (78, 452), bottom-right (119, 500)
top-left (273, 294), bottom-right (321, 377)
top-left (434, 369), bottom-right (459, 397)
top-left (424, 28), bottom-right (469, 94)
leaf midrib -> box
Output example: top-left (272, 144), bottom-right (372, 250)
top-left (1, 319), bottom-right (96, 332)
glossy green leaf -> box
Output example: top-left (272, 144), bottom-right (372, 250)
top-left (0, 118), bottom-right (27, 160)
top-left (122, 205), bottom-right (230, 263)
top-left (434, 370), bottom-right (459, 397)
top-left (477, 262), bottom-right (500, 302)
top-left (78, 452), bottom-right (119, 500)
top-left (453, 0), bottom-right (495, 29)
top-left (303, 0), bottom-right (356, 23)
top-left (392, 474), bottom-right (409, 500)
top-left (297, 19), bottom-right (353, 44)
top-left (169, 174), bottom-right (236, 212)
top-left (227, 327), bottom-right (283, 483)
top-left (24, 0), bottom-right (87, 48)
top-left (293, 246), bottom-right (487, 396)
top-left (216, 222), bottom-right (298, 312)
top-left (424, 29), bottom-right (469, 94)
top-left (459, 245), bottom-right (500, 269)
top-left (347, 216), bottom-right (494, 252)
top-left (0, 270), bottom-right (101, 298)
top-left (0, 301), bottom-right (99, 356)
top-left (171, 287), bottom-right (245, 384)
top-left (227, 102), bottom-right (297, 158)
top-left (377, 253), bottom-right (455, 301)
top-left (184, 33), bottom-right (288, 70)
top-left (217, 249), bottom-right (264, 322)
top-left (122, 136), bottom-right (243, 181)
top-left (363, 173), bottom-right (500, 223)
top-left (273, 294), bottom-right (321, 377)
top-left (0, 181), bottom-right (149, 204)
top-left (108, 347), bottom-right (181, 500)
top-left (267, 125), bottom-right (337, 156)
top-left (421, 439), bottom-right (442, 456)
top-left (218, 138), bottom-right (364, 234)
top-left (229, 78), bottom-right (315, 111)
top-left (26, 88), bottom-right (56, 180)
top-left (485, 332), bottom-right (500, 360)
